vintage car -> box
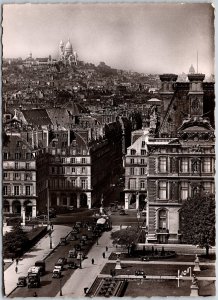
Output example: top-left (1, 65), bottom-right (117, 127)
top-left (17, 276), bottom-right (27, 287)
top-left (52, 267), bottom-right (62, 278)
top-left (67, 262), bottom-right (78, 269)
top-left (135, 270), bottom-right (145, 276)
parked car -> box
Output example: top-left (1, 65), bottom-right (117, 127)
top-left (52, 267), bottom-right (62, 278)
top-left (55, 257), bottom-right (67, 270)
top-left (59, 237), bottom-right (68, 246)
top-left (17, 276), bottom-right (27, 287)
top-left (135, 270), bottom-right (145, 276)
top-left (141, 256), bottom-right (150, 261)
top-left (119, 210), bottom-right (127, 215)
top-left (67, 262), bottom-right (78, 269)
top-left (68, 249), bottom-right (77, 258)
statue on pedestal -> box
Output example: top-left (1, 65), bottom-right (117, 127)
top-left (193, 254), bottom-right (201, 272)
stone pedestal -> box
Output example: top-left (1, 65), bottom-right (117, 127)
top-left (115, 253), bottom-right (122, 270)
top-left (115, 259), bottom-right (122, 270)
top-left (190, 284), bottom-right (199, 296)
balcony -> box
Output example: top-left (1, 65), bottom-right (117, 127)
top-left (156, 228), bottom-right (169, 234)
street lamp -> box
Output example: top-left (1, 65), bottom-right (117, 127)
top-left (59, 277), bottom-right (62, 296)
top-left (78, 251), bottom-right (83, 269)
top-left (49, 231), bottom-right (52, 249)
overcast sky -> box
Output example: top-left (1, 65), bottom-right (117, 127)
top-left (2, 3), bottom-right (215, 75)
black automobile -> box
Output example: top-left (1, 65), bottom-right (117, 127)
top-left (67, 262), bottom-right (78, 269)
top-left (17, 276), bottom-right (27, 287)
top-left (135, 270), bottom-right (145, 276)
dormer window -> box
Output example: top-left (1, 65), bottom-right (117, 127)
top-left (131, 149), bottom-right (136, 155)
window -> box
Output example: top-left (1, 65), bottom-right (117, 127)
top-left (203, 158), bottom-right (211, 173)
top-left (141, 159), bottom-right (145, 164)
top-left (14, 173), bottom-right (19, 179)
top-left (25, 173), bottom-right (31, 180)
top-left (17, 141), bottom-right (21, 147)
top-left (3, 186), bottom-right (8, 196)
top-left (81, 158), bottom-right (86, 164)
top-left (140, 168), bottom-right (145, 175)
top-left (3, 173), bottom-right (8, 179)
top-left (15, 162), bottom-right (19, 169)
top-left (158, 210), bottom-right (167, 229)
top-left (130, 167), bottom-right (134, 175)
top-left (51, 167), bottom-right (55, 174)
top-left (3, 152), bottom-right (8, 160)
top-left (14, 186), bottom-right (20, 196)
top-left (159, 157), bottom-right (167, 172)
top-left (15, 153), bottom-right (21, 160)
top-left (203, 182), bottom-right (211, 194)
top-left (72, 167), bottom-right (76, 173)
top-left (26, 163), bottom-right (30, 169)
top-left (140, 180), bottom-right (145, 189)
top-left (129, 179), bottom-right (136, 189)
top-left (26, 186), bottom-right (31, 196)
top-left (141, 141), bottom-right (145, 148)
top-left (159, 181), bottom-right (167, 199)
top-left (131, 149), bottom-right (136, 155)
top-left (180, 182), bottom-right (188, 200)
top-left (61, 158), bottom-right (66, 163)
top-left (26, 153), bottom-right (31, 160)
top-left (141, 150), bottom-right (146, 155)
top-left (81, 167), bottom-right (86, 174)
top-left (130, 159), bottom-right (134, 164)
top-left (81, 179), bottom-right (87, 189)
top-left (72, 179), bottom-right (76, 187)
top-left (71, 158), bottom-right (76, 164)
top-left (181, 158), bottom-right (189, 173)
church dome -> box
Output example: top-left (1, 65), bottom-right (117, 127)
top-left (59, 40), bottom-right (64, 47)
top-left (65, 39), bottom-right (73, 54)
top-left (189, 64), bottom-right (195, 74)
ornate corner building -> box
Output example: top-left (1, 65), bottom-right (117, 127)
top-left (124, 71), bottom-right (215, 244)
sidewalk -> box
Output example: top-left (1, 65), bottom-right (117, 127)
top-left (4, 225), bottom-right (72, 296)
top-left (56, 226), bottom-right (120, 297)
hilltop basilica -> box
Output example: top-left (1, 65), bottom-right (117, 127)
top-left (59, 39), bottom-right (78, 66)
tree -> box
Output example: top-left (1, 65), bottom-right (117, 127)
top-left (180, 193), bottom-right (215, 256)
top-left (3, 225), bottom-right (29, 258)
top-left (111, 226), bottom-right (139, 255)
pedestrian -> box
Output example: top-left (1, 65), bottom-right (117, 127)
top-left (84, 287), bottom-right (88, 294)
top-left (102, 252), bottom-right (105, 259)
top-left (120, 224), bottom-right (122, 229)
top-left (33, 292), bottom-right (38, 297)
top-left (15, 266), bottom-right (18, 273)
top-left (106, 246), bottom-right (108, 252)
top-left (51, 223), bottom-right (53, 230)
top-left (16, 258), bottom-right (19, 265)
top-left (91, 258), bottom-right (94, 265)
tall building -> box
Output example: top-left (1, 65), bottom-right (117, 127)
top-left (124, 72), bottom-right (215, 244)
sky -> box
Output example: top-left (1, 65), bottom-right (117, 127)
top-left (2, 3), bottom-right (215, 75)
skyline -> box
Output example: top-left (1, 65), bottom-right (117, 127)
top-left (3, 3), bottom-right (215, 75)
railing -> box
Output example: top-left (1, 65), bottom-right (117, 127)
top-left (156, 228), bottom-right (169, 234)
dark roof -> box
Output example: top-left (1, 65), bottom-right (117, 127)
top-left (21, 109), bottom-right (52, 126)
top-left (62, 102), bottom-right (89, 115)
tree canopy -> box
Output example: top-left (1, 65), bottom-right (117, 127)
top-left (180, 193), bottom-right (215, 256)
top-left (111, 226), bottom-right (139, 248)
top-left (3, 225), bottom-right (29, 258)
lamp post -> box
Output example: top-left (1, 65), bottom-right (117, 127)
top-left (137, 210), bottom-right (141, 229)
top-left (59, 277), bottom-right (62, 296)
top-left (79, 251), bottom-right (82, 269)
top-left (49, 230), bottom-right (52, 249)
top-left (47, 179), bottom-right (50, 230)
